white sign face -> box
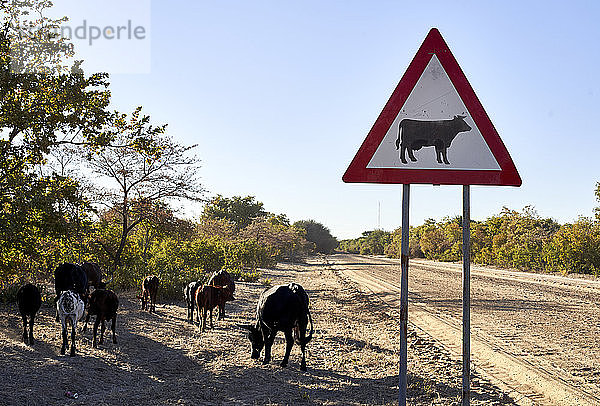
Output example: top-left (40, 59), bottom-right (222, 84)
top-left (367, 55), bottom-right (500, 171)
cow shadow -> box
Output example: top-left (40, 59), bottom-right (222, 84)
top-left (326, 335), bottom-right (396, 356)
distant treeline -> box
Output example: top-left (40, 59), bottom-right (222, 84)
top-left (339, 188), bottom-right (600, 276)
top-left (1, 194), bottom-right (338, 302)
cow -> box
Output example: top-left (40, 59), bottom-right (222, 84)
top-left (242, 283), bottom-right (313, 371)
top-left (183, 280), bottom-right (202, 323)
top-left (139, 275), bottom-right (159, 312)
top-left (195, 285), bottom-right (229, 331)
top-left (83, 289), bottom-right (119, 348)
top-left (56, 290), bottom-right (85, 357)
top-left (81, 262), bottom-right (106, 292)
top-left (16, 283), bottom-right (42, 345)
top-left (54, 263), bottom-right (88, 320)
top-left (395, 115), bottom-right (472, 165)
top-left (207, 270), bottom-right (235, 320)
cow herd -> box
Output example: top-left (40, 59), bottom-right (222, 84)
top-left (13, 263), bottom-right (314, 371)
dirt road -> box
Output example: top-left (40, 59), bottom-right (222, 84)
top-left (327, 253), bottom-right (600, 405)
top-left (0, 257), bottom-right (515, 405)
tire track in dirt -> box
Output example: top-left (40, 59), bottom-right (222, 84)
top-left (327, 253), bottom-right (600, 406)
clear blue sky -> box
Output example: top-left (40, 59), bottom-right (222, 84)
top-left (54, 0), bottom-right (600, 239)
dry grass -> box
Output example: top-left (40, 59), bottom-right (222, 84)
top-left (0, 258), bottom-right (512, 405)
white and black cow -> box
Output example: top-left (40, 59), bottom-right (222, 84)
top-left (242, 283), bottom-right (313, 371)
top-left (57, 290), bottom-right (85, 357)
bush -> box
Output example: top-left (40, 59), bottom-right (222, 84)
top-left (545, 217), bottom-right (600, 275)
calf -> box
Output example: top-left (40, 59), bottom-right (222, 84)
top-left (140, 275), bottom-right (159, 312)
top-left (83, 289), bottom-right (119, 348)
top-left (183, 280), bottom-right (202, 323)
top-left (81, 262), bottom-right (106, 292)
top-left (56, 290), bottom-right (85, 357)
top-left (395, 115), bottom-right (472, 164)
top-left (242, 283), bottom-right (313, 371)
top-left (16, 283), bottom-right (42, 345)
top-left (195, 285), bottom-right (229, 331)
top-left (208, 270), bottom-right (235, 320)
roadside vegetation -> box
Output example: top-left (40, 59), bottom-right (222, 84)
top-left (0, 1), bottom-right (338, 302)
top-left (340, 189), bottom-right (600, 276)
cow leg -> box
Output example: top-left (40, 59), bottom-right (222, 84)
top-left (435, 147), bottom-right (443, 163)
top-left (298, 326), bottom-right (308, 371)
top-left (407, 148), bottom-right (417, 162)
top-left (441, 148), bottom-right (450, 164)
top-left (201, 308), bottom-right (207, 332)
top-left (262, 330), bottom-right (276, 365)
top-left (400, 145), bottom-right (408, 164)
top-left (280, 329), bottom-right (294, 368)
top-left (28, 314), bottom-right (35, 345)
top-left (55, 296), bottom-right (60, 322)
top-left (93, 317), bottom-right (100, 348)
top-left (60, 322), bottom-right (68, 355)
top-left (209, 308), bottom-right (213, 329)
top-left (99, 318), bottom-right (106, 345)
top-left (21, 315), bottom-right (28, 344)
top-left (111, 315), bottom-right (117, 344)
top-left (70, 320), bottom-right (77, 357)
top-left (83, 311), bottom-right (91, 333)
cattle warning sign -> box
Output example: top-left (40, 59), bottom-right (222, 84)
top-left (343, 28), bottom-right (521, 186)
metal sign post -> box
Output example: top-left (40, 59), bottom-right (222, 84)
top-left (462, 185), bottom-right (471, 405)
top-left (399, 184), bottom-right (410, 405)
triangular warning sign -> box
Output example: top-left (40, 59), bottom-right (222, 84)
top-left (343, 28), bottom-right (521, 186)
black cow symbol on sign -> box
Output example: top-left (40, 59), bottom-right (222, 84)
top-left (395, 115), bottom-right (472, 164)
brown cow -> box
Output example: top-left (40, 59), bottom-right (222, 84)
top-left (207, 270), bottom-right (235, 320)
top-left (139, 275), bottom-right (159, 312)
top-left (195, 285), bottom-right (229, 331)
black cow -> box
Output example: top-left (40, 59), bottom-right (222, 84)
top-left (395, 115), bottom-right (472, 164)
top-left (17, 283), bottom-right (42, 345)
top-left (54, 263), bottom-right (88, 320)
top-left (184, 280), bottom-right (202, 323)
top-left (83, 289), bottom-right (119, 348)
top-left (242, 283), bottom-right (313, 371)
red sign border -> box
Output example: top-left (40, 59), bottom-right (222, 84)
top-left (342, 28), bottom-right (522, 186)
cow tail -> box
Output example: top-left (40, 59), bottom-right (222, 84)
top-left (395, 121), bottom-right (403, 150)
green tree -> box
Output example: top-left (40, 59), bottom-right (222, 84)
top-left (241, 216), bottom-right (310, 260)
top-left (595, 182), bottom-right (600, 221)
top-left (84, 108), bottom-right (204, 275)
top-left (358, 230), bottom-right (391, 255)
top-left (202, 195), bottom-right (267, 230)
top-left (293, 220), bottom-right (338, 254)
top-left (545, 217), bottom-right (600, 275)
top-left (0, 1), bottom-right (110, 280)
